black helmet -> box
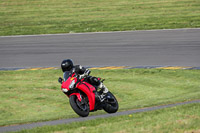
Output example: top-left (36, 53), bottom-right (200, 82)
top-left (61, 59), bottom-right (74, 72)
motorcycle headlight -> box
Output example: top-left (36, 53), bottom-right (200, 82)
top-left (62, 88), bottom-right (68, 93)
top-left (69, 80), bottom-right (75, 89)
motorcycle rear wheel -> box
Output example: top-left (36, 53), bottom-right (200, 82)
top-left (69, 95), bottom-right (89, 117)
top-left (103, 91), bottom-right (119, 113)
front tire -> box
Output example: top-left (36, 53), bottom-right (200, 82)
top-left (103, 91), bottom-right (118, 113)
top-left (69, 95), bottom-right (89, 117)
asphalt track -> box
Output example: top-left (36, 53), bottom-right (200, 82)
top-left (0, 100), bottom-right (200, 132)
top-left (0, 28), bottom-right (200, 68)
top-left (0, 29), bottom-right (200, 132)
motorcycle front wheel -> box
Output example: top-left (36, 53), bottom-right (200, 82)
top-left (103, 91), bottom-right (119, 113)
top-left (69, 95), bottom-right (89, 117)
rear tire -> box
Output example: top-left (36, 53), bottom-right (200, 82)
top-left (103, 91), bottom-right (118, 113)
top-left (69, 95), bottom-right (89, 117)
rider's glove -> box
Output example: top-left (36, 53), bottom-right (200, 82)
top-left (78, 74), bottom-right (85, 79)
top-left (79, 69), bottom-right (90, 79)
top-left (84, 69), bottom-right (91, 76)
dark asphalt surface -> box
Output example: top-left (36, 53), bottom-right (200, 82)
top-left (0, 29), bottom-right (200, 132)
top-left (0, 28), bottom-right (200, 68)
top-left (0, 100), bottom-right (199, 132)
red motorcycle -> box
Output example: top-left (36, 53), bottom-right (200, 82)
top-left (58, 73), bottom-right (118, 117)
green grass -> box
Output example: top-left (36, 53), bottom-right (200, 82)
top-left (0, 0), bottom-right (200, 36)
top-left (14, 103), bottom-right (200, 133)
top-left (0, 69), bottom-right (200, 126)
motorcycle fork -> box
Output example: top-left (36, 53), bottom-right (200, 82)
top-left (77, 91), bottom-right (89, 105)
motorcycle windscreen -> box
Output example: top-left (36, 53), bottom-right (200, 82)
top-left (63, 71), bottom-right (70, 81)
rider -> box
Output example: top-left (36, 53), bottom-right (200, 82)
top-left (59, 59), bottom-right (109, 95)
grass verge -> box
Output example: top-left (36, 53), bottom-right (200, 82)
top-left (0, 69), bottom-right (200, 126)
top-left (0, 0), bottom-right (200, 36)
top-left (13, 103), bottom-right (200, 133)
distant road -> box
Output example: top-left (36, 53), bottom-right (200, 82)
top-left (0, 28), bottom-right (200, 68)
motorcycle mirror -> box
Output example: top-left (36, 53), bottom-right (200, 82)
top-left (58, 77), bottom-right (63, 84)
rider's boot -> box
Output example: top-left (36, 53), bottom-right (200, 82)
top-left (99, 82), bottom-right (108, 94)
top-left (94, 83), bottom-right (109, 102)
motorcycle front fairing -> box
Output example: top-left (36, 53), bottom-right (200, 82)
top-left (61, 74), bottom-right (77, 94)
top-left (61, 74), bottom-right (97, 111)
top-left (76, 81), bottom-right (96, 111)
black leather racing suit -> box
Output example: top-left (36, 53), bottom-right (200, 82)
top-left (63, 65), bottom-right (100, 87)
